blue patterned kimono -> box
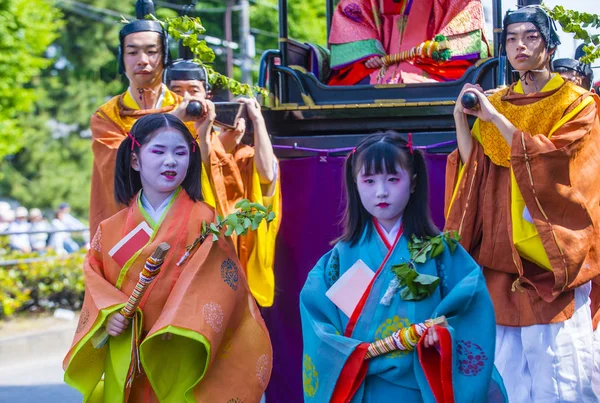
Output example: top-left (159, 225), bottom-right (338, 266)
top-left (300, 224), bottom-right (506, 402)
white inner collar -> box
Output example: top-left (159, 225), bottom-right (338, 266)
top-left (140, 190), bottom-right (176, 224)
top-left (128, 84), bottom-right (165, 109)
top-left (378, 218), bottom-right (402, 245)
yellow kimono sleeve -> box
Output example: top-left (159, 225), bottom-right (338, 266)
top-left (140, 326), bottom-right (210, 403)
top-left (200, 163), bottom-right (217, 209)
top-left (511, 96), bottom-right (594, 272)
top-left (247, 162), bottom-right (281, 307)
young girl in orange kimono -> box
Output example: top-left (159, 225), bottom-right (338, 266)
top-left (63, 113), bottom-right (272, 403)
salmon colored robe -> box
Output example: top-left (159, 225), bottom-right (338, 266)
top-left (63, 190), bottom-right (272, 403)
top-left (202, 138), bottom-right (282, 308)
top-left (445, 76), bottom-right (600, 327)
top-left (89, 86), bottom-right (186, 239)
top-left (88, 86), bottom-right (280, 307)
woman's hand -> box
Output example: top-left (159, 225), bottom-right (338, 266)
top-left (423, 326), bottom-right (440, 349)
top-left (106, 312), bottom-right (129, 337)
top-left (365, 56), bottom-right (384, 69)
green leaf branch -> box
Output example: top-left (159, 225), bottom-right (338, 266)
top-left (146, 15), bottom-right (268, 98)
top-left (544, 5), bottom-right (600, 64)
top-left (390, 231), bottom-right (460, 301)
top-left (176, 199), bottom-right (275, 266)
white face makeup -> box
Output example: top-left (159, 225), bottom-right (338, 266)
top-left (356, 162), bottom-right (412, 232)
top-left (131, 128), bottom-right (190, 206)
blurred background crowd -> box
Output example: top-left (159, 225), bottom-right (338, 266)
top-left (0, 201), bottom-right (89, 255)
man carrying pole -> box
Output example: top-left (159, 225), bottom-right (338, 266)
top-left (445, 5), bottom-right (600, 401)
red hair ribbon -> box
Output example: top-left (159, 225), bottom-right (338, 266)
top-left (407, 133), bottom-right (413, 154)
top-left (347, 147), bottom-right (357, 160)
top-left (191, 134), bottom-right (199, 152)
top-left (127, 132), bottom-right (141, 150)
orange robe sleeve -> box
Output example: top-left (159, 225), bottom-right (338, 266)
top-left (510, 95), bottom-right (600, 301)
top-left (89, 112), bottom-right (127, 239)
top-left (63, 227), bottom-right (129, 368)
top-left (204, 138), bottom-right (250, 217)
top-left (444, 145), bottom-right (490, 267)
top-left (62, 223), bottom-right (129, 402)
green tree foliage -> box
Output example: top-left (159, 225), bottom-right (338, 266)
top-left (155, 0), bottom-right (327, 79)
top-left (1, 0), bottom-right (326, 218)
top-left (1, 0), bottom-right (132, 217)
top-left (0, 118), bottom-right (93, 217)
top-left (545, 5), bottom-right (600, 64)
top-left (158, 14), bottom-right (267, 96)
top-left (0, 249), bottom-right (85, 319)
top-left (0, 0), bottom-right (63, 160)
top-left (250, 0), bottom-right (327, 51)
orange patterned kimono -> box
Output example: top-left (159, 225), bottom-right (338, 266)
top-left (89, 85), bottom-right (280, 307)
top-left (88, 86), bottom-right (185, 238)
top-left (63, 190), bottom-right (272, 402)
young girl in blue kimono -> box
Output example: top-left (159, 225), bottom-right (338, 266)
top-left (300, 131), bottom-right (506, 402)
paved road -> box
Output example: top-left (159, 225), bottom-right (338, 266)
top-left (0, 355), bottom-right (81, 402)
top-left (0, 320), bottom-right (267, 403)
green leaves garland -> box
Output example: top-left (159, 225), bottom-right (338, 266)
top-left (544, 5), bottom-right (600, 64)
top-left (392, 264), bottom-right (441, 301)
top-left (217, 199), bottom-right (276, 239)
top-left (390, 231), bottom-right (460, 301)
top-left (148, 15), bottom-right (268, 98)
top-left (177, 199), bottom-right (275, 266)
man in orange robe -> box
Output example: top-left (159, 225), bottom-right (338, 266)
top-left (166, 60), bottom-right (282, 308)
top-left (63, 190), bottom-right (272, 402)
top-left (89, 18), bottom-right (199, 238)
top-left (445, 6), bottom-right (600, 401)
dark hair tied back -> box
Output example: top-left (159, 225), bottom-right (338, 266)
top-left (114, 113), bottom-right (203, 206)
top-left (338, 130), bottom-right (438, 246)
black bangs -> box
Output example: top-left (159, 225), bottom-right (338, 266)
top-left (336, 130), bottom-right (439, 246)
top-left (356, 140), bottom-right (408, 177)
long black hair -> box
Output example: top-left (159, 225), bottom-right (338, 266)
top-left (114, 113), bottom-right (202, 205)
top-left (338, 131), bottom-right (438, 246)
